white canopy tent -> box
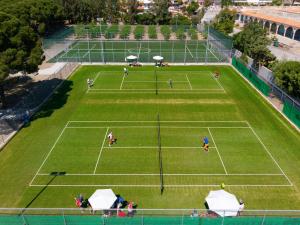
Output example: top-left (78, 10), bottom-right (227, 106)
top-left (205, 190), bottom-right (240, 217)
top-left (88, 189), bottom-right (117, 210)
top-left (153, 56), bottom-right (164, 61)
top-left (126, 55), bottom-right (138, 61)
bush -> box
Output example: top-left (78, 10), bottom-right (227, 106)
top-left (120, 25), bottom-right (131, 39)
top-left (188, 27), bottom-right (198, 40)
top-left (273, 61), bottom-right (300, 98)
top-left (176, 27), bottom-right (186, 40)
top-left (105, 24), bottom-right (119, 39)
top-left (148, 25), bottom-right (157, 39)
top-left (160, 25), bottom-right (171, 40)
top-left (135, 13), bottom-right (156, 25)
top-left (134, 25), bottom-right (144, 40)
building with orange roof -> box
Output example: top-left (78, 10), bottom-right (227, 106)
top-left (236, 8), bottom-right (300, 41)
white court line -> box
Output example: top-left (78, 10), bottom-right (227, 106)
top-left (89, 88), bottom-right (225, 91)
top-left (29, 122), bottom-right (69, 186)
top-left (66, 126), bottom-right (250, 129)
top-left (186, 74), bottom-right (193, 90)
top-left (246, 121), bottom-right (293, 186)
top-left (86, 72), bottom-right (101, 94)
top-left (101, 146), bottom-right (217, 149)
top-left (210, 72), bottom-right (226, 93)
top-left (208, 128), bottom-right (228, 175)
top-left (93, 127), bottom-right (109, 174)
top-left (68, 120), bottom-right (248, 123)
top-left (207, 47), bottom-right (220, 62)
top-left (29, 184), bottom-right (292, 187)
top-left (186, 45), bottom-right (194, 58)
top-left (37, 173), bottom-right (283, 176)
top-left (123, 81), bottom-right (188, 83)
top-left (87, 91), bottom-right (226, 94)
top-left (82, 51), bottom-right (90, 59)
top-left (93, 72), bottom-right (101, 83)
top-left (120, 74), bottom-right (125, 90)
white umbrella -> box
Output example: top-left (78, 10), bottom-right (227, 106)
top-left (205, 190), bottom-right (240, 217)
top-left (88, 189), bottom-right (117, 210)
top-left (153, 56), bottom-right (164, 61)
top-left (126, 55), bottom-right (137, 61)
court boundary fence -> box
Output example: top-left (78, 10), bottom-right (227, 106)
top-left (231, 56), bottom-right (300, 131)
top-left (0, 208), bottom-right (300, 225)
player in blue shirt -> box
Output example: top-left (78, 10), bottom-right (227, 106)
top-left (203, 136), bottom-right (209, 151)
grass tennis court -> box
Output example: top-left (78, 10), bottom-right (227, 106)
top-left (0, 65), bottom-right (300, 209)
top-left (50, 40), bottom-right (227, 63)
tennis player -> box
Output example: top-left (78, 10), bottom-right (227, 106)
top-left (203, 136), bottom-right (209, 151)
top-left (107, 131), bottom-right (117, 147)
top-left (169, 79), bottom-right (173, 88)
top-left (124, 67), bottom-right (128, 76)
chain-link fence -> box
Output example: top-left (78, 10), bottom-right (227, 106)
top-left (0, 62), bottom-right (78, 149)
top-left (43, 25), bottom-right (232, 64)
top-left (232, 56), bottom-right (300, 130)
top-left (0, 208), bottom-right (300, 225)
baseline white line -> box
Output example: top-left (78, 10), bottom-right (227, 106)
top-left (37, 173), bottom-right (284, 176)
top-left (101, 146), bottom-right (217, 149)
top-left (93, 127), bottom-right (109, 174)
top-left (208, 128), bottom-right (228, 174)
top-left (120, 74), bottom-right (125, 90)
top-left (29, 184), bottom-right (292, 187)
top-left (66, 126), bottom-right (250, 129)
top-left (29, 122), bottom-right (69, 186)
top-left (210, 72), bottom-right (226, 93)
top-left (89, 88), bottom-right (224, 91)
top-left (87, 91), bottom-right (226, 94)
top-left (186, 74), bottom-right (193, 90)
top-left (68, 120), bottom-right (248, 123)
top-left (246, 121), bottom-right (293, 186)
top-left (123, 81), bottom-right (188, 83)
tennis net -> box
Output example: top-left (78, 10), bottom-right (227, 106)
top-left (157, 114), bottom-right (164, 194)
top-left (155, 70), bottom-right (158, 95)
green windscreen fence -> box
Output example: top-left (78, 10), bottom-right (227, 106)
top-left (232, 57), bottom-right (270, 96)
top-left (283, 101), bottom-right (300, 129)
top-left (1, 215), bottom-right (300, 225)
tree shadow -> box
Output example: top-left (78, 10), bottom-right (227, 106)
top-left (31, 79), bottom-right (73, 120)
top-left (0, 78), bottom-right (73, 137)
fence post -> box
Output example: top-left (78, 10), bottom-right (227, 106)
top-left (184, 39), bottom-right (187, 65)
top-left (62, 209), bottom-right (67, 225)
top-left (205, 26), bottom-right (209, 64)
top-left (172, 41), bottom-right (174, 63)
top-left (221, 211), bottom-right (224, 225)
top-left (21, 212), bottom-right (27, 225)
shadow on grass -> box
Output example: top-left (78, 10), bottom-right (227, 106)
top-left (0, 79), bottom-right (73, 139)
top-left (31, 79), bottom-right (73, 121)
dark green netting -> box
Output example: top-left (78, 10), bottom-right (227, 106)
top-left (283, 101), bottom-right (300, 129)
top-left (232, 57), bottom-right (270, 96)
top-left (1, 215), bottom-right (300, 225)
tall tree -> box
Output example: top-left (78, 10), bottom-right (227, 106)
top-left (221, 0), bottom-right (232, 8)
top-left (0, 12), bottom-right (43, 108)
top-left (273, 61), bottom-right (300, 98)
top-left (152, 0), bottom-right (171, 25)
top-left (127, 0), bottom-right (139, 24)
top-left (233, 21), bottom-right (275, 68)
top-left (211, 8), bottom-right (236, 35)
top-left (186, 1), bottom-right (199, 16)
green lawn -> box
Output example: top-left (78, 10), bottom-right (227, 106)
top-left (0, 65), bottom-right (300, 210)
